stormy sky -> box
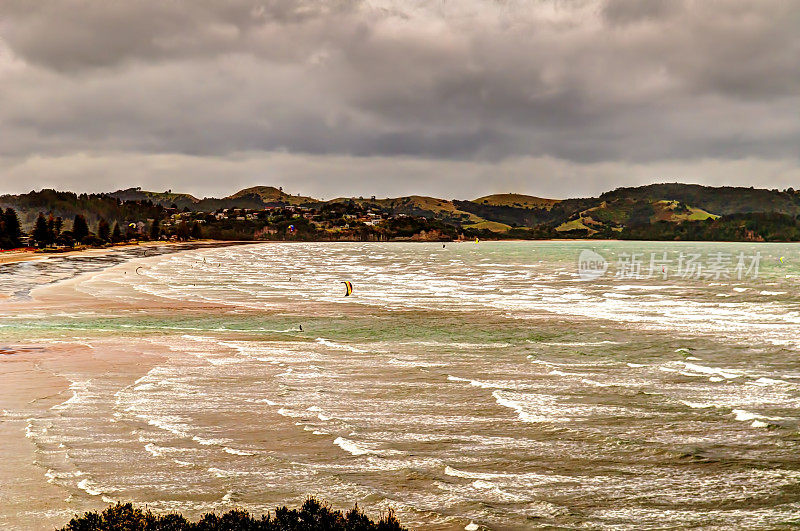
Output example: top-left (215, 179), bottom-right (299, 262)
top-left (0, 0), bottom-right (798, 199)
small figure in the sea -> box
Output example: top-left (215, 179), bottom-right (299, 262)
top-left (299, 324), bottom-right (303, 332)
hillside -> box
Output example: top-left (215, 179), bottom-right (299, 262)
top-left (600, 183), bottom-right (800, 216)
top-left (226, 186), bottom-right (316, 206)
top-left (474, 193), bottom-right (559, 210)
top-left (109, 188), bottom-right (199, 209)
top-left (330, 195), bottom-right (493, 230)
top-left (5, 183), bottom-right (800, 240)
top-left (555, 198), bottom-right (720, 235)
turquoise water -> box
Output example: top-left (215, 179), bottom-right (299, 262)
top-left (3, 241), bottom-right (800, 529)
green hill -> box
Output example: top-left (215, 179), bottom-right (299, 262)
top-left (600, 183), bottom-right (800, 216)
top-left (473, 193), bottom-right (559, 210)
top-left (109, 188), bottom-right (199, 209)
top-left (6, 182), bottom-right (800, 240)
top-left (226, 186), bottom-right (316, 206)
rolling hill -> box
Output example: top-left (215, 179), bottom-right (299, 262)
top-left (473, 193), bottom-right (559, 210)
top-left (225, 186), bottom-right (316, 206)
top-left (5, 182), bottom-right (800, 237)
top-left (108, 188), bottom-right (200, 209)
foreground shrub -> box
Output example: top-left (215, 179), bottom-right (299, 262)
top-left (60, 497), bottom-right (407, 531)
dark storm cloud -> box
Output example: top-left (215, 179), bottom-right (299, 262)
top-left (0, 0), bottom-right (798, 196)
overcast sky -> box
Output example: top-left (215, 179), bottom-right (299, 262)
top-left (1, 0), bottom-right (798, 199)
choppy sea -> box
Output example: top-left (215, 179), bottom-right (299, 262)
top-left (2, 241), bottom-right (800, 529)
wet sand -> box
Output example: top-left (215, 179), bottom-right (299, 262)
top-left (0, 342), bottom-right (174, 529)
top-left (0, 241), bottom-right (243, 529)
top-left (0, 240), bottom-right (221, 266)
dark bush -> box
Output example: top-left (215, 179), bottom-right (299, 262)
top-left (59, 498), bottom-right (407, 531)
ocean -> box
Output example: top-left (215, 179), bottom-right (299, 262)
top-left (2, 241), bottom-right (799, 529)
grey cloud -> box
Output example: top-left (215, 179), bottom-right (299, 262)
top-left (603, 0), bottom-right (684, 25)
top-left (0, 0), bottom-right (798, 195)
top-left (0, 0), bottom-right (359, 70)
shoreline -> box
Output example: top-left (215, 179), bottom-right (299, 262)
top-left (4, 237), bottom-right (791, 269)
top-left (0, 341), bottom-right (171, 529)
top-left (0, 240), bottom-right (241, 266)
top-left (0, 240), bottom-right (252, 301)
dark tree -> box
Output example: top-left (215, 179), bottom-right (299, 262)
top-left (47, 214), bottom-right (58, 243)
top-left (175, 221), bottom-right (190, 241)
top-left (72, 214), bottom-right (89, 243)
top-left (111, 222), bottom-right (122, 243)
top-left (32, 213), bottom-right (50, 247)
top-left (97, 218), bottom-right (110, 242)
top-left (3, 208), bottom-right (23, 248)
top-left (190, 221), bottom-right (201, 239)
top-left (150, 217), bottom-right (160, 240)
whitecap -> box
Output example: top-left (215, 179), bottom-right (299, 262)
top-left (681, 401), bottom-right (714, 409)
top-left (223, 447), bottom-right (255, 456)
top-left (447, 375), bottom-right (508, 389)
top-left (192, 435), bottom-right (229, 446)
top-left (491, 390), bottom-right (569, 423)
top-left (682, 362), bottom-right (742, 379)
top-left (333, 436), bottom-right (376, 456)
top-left (144, 443), bottom-right (163, 457)
top-left (77, 479), bottom-right (103, 496)
top-left (315, 338), bottom-right (366, 353)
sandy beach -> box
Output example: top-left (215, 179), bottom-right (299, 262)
top-left (0, 242), bottom-right (239, 528)
top-left (0, 240), bottom-right (225, 266)
top-left (0, 343), bottom-right (167, 528)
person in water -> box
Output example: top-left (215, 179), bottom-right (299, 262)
top-left (299, 324), bottom-right (303, 332)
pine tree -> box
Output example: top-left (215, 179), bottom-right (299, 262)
top-left (98, 218), bottom-right (110, 242)
top-left (0, 214), bottom-right (6, 249)
top-left (3, 208), bottom-right (22, 248)
top-left (150, 218), bottom-right (160, 240)
top-left (111, 222), bottom-right (122, 243)
top-left (33, 213), bottom-right (50, 247)
top-left (72, 214), bottom-right (89, 244)
top-left (190, 222), bottom-right (201, 239)
top-left (47, 214), bottom-right (56, 243)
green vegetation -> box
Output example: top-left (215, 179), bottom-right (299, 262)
top-left (599, 183), bottom-right (800, 216)
top-left (5, 182), bottom-right (800, 245)
top-left (0, 207), bottom-right (23, 249)
top-left (473, 193), bottom-right (558, 209)
top-left (59, 498), bottom-right (406, 531)
top-left (620, 212), bottom-right (800, 241)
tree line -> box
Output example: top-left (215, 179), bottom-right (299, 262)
top-left (59, 498), bottom-right (406, 531)
top-left (0, 206), bottom-right (204, 250)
